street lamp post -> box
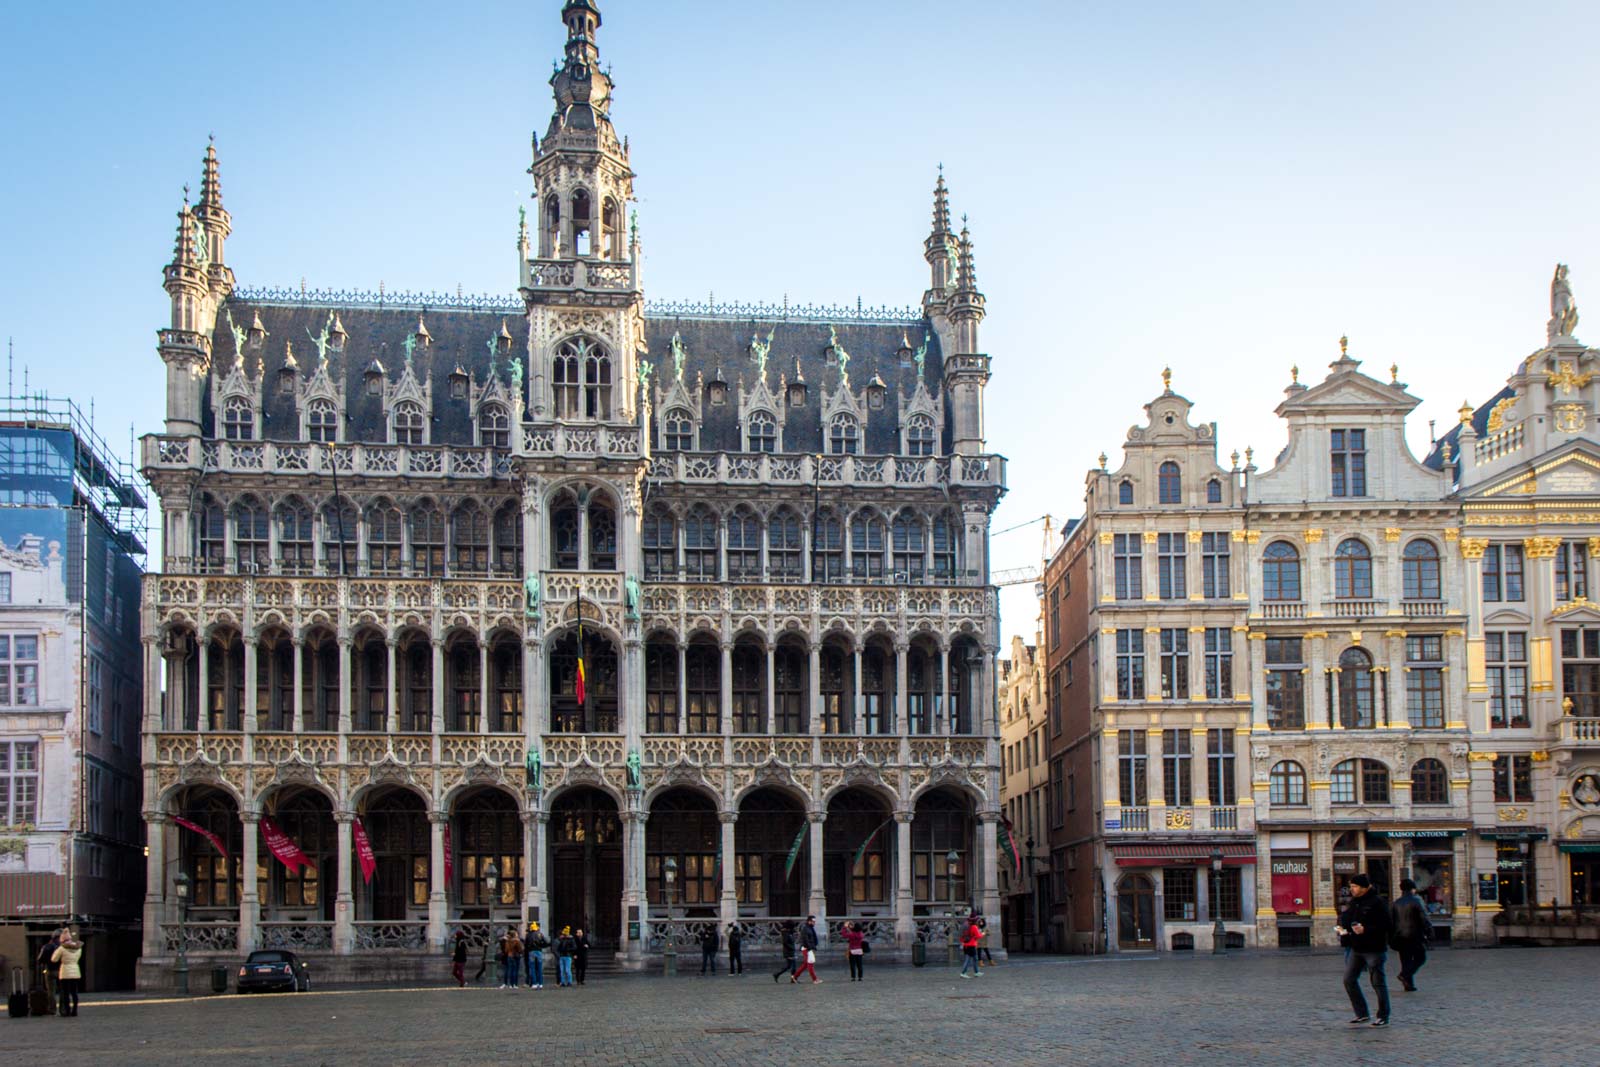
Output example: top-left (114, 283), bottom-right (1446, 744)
top-left (662, 856), bottom-right (678, 977)
top-left (946, 849), bottom-right (960, 966)
top-left (172, 870), bottom-right (191, 995)
top-left (1210, 848), bottom-right (1227, 956)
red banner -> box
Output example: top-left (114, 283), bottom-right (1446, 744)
top-left (173, 816), bottom-right (229, 858)
top-left (443, 824), bottom-right (454, 885)
top-left (352, 816), bottom-right (377, 885)
top-left (260, 815), bottom-right (314, 873)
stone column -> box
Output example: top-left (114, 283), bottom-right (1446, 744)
top-left (239, 812), bottom-right (260, 954)
top-left (894, 640), bottom-right (909, 738)
top-left (291, 636), bottom-right (305, 733)
top-left (195, 637), bottom-right (210, 733)
top-left (431, 637), bottom-right (445, 735)
top-left (334, 811), bottom-right (355, 954)
top-left (142, 637), bottom-right (162, 734)
top-left (765, 645), bottom-right (776, 735)
top-left (939, 644), bottom-right (951, 735)
top-left (1307, 634), bottom-right (1329, 730)
top-left (719, 810), bottom-right (738, 928)
top-left (162, 649), bottom-right (186, 732)
top-left (428, 810), bottom-right (448, 949)
top-left (720, 639), bottom-right (734, 736)
top-left (337, 636), bottom-right (353, 734)
top-left (143, 813), bottom-right (168, 957)
top-left (386, 636), bottom-right (400, 734)
top-left (521, 809), bottom-right (537, 926)
top-left (1247, 633), bottom-right (1269, 731)
top-left (532, 812), bottom-right (551, 932)
top-left (1460, 536), bottom-right (1488, 732)
top-left (807, 810), bottom-right (826, 925)
top-left (894, 810), bottom-right (914, 947)
top-left (808, 640), bottom-right (823, 736)
top-left (523, 637), bottom-right (541, 740)
top-left (479, 641), bottom-right (491, 735)
top-left (619, 810), bottom-right (641, 965)
top-left (1191, 726), bottom-right (1210, 808)
top-left (243, 636), bottom-right (259, 734)
top-left (851, 646), bottom-right (863, 735)
top-left (977, 810), bottom-right (1002, 946)
top-left (677, 643), bottom-right (688, 735)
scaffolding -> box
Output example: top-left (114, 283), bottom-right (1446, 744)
top-left (0, 391), bottom-right (150, 561)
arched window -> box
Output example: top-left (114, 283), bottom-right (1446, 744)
top-left (231, 496), bottom-right (269, 572)
top-left (768, 507), bottom-right (802, 579)
top-left (727, 508), bottom-right (762, 579)
top-left (366, 499), bottom-right (403, 575)
top-left (222, 396), bottom-right (253, 441)
top-left (1269, 761), bottom-right (1307, 806)
top-left (931, 511), bottom-right (958, 580)
top-left (1331, 758), bottom-right (1390, 805)
top-left (850, 510), bottom-right (886, 580)
top-left (197, 493), bottom-right (226, 570)
top-left (643, 507), bottom-right (677, 579)
top-left (450, 502), bottom-right (489, 575)
top-left (820, 639), bottom-right (853, 734)
top-left (732, 639), bottom-right (765, 733)
top-left (552, 337), bottom-right (612, 419)
top-left (307, 399), bottom-right (337, 443)
top-left (553, 343), bottom-right (580, 416)
top-left (906, 414), bottom-right (935, 457)
top-left (813, 508), bottom-right (843, 582)
top-left (550, 489), bottom-right (580, 570)
top-left (571, 188), bottom-right (592, 256)
top-left (549, 629), bottom-right (618, 733)
top-left (393, 401), bottom-right (425, 445)
top-left (1410, 758), bottom-right (1449, 805)
top-left (663, 408), bottom-right (694, 450)
top-left (408, 500), bottom-right (445, 576)
top-left (684, 638), bottom-right (720, 734)
top-left (911, 791), bottom-right (971, 904)
top-left (747, 410), bottom-right (777, 453)
top-left (479, 403), bottom-right (510, 450)
top-left (1158, 461), bottom-right (1181, 504)
top-left (1118, 481), bottom-right (1134, 505)
top-left (683, 505), bottom-right (719, 581)
top-left (773, 641), bottom-right (808, 733)
top-left (492, 501), bottom-right (522, 576)
top-left (1337, 647), bottom-right (1375, 728)
top-left (829, 415), bottom-right (859, 455)
top-left (644, 638), bottom-right (679, 733)
top-left (275, 499), bottom-right (314, 575)
top-left (544, 193), bottom-right (561, 255)
top-left (601, 196), bottom-right (622, 258)
top-left (1262, 541), bottom-right (1301, 601)
top-left (588, 492), bottom-right (617, 571)
top-left (1402, 540), bottom-right (1441, 600)
top-left (446, 634), bottom-right (481, 732)
top-left (583, 341), bottom-right (612, 419)
top-left (320, 500), bottom-right (356, 576)
top-left (892, 509), bottom-right (926, 581)
top-left (1206, 478), bottom-right (1222, 504)
top-left (1334, 539), bottom-right (1372, 600)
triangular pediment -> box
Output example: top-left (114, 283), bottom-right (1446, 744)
top-left (1549, 598), bottom-right (1600, 624)
top-left (1472, 445), bottom-right (1600, 499)
top-left (1282, 376), bottom-right (1415, 412)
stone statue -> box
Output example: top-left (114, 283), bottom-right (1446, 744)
top-left (401, 332), bottom-right (418, 364)
top-left (486, 333), bottom-right (499, 375)
top-left (913, 332), bottom-right (928, 382)
top-left (750, 329), bottom-right (774, 378)
top-left (626, 748), bottom-right (642, 791)
top-left (1576, 774), bottom-right (1600, 809)
top-left (192, 218), bottom-right (210, 268)
top-left (1551, 263), bottom-right (1580, 341)
top-left (670, 332), bottom-right (687, 383)
top-left (225, 309), bottom-right (247, 359)
top-left (526, 749), bottom-right (543, 793)
top-left (639, 358), bottom-right (654, 392)
top-left (624, 574), bottom-right (641, 620)
top-left (510, 355), bottom-right (524, 396)
top-left (523, 574), bottom-right (541, 618)
top-left (829, 325), bottom-right (850, 390)
top-left (306, 313), bottom-right (332, 366)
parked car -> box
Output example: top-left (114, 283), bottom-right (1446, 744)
top-left (236, 950), bottom-right (311, 993)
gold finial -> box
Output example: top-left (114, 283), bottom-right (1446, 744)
top-left (1564, 696), bottom-right (1575, 715)
top-left (1390, 363), bottom-right (1399, 384)
top-left (1244, 446), bottom-right (1254, 466)
top-left (1458, 400), bottom-right (1473, 425)
top-left (1161, 366), bottom-right (1172, 392)
top-left (1290, 364), bottom-right (1299, 384)
top-left (1230, 449), bottom-right (1240, 470)
top-left (1097, 451), bottom-right (1108, 469)
top-left (1339, 334), bottom-right (1349, 357)
top-left (1440, 440), bottom-right (1453, 464)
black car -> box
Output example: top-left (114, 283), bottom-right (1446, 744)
top-left (236, 950), bottom-right (311, 993)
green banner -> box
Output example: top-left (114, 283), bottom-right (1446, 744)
top-left (784, 822), bottom-right (808, 879)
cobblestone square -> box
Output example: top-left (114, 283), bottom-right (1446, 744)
top-left (6, 947), bottom-right (1596, 1066)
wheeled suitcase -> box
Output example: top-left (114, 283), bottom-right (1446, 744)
top-left (28, 983), bottom-right (50, 1016)
top-left (7, 967), bottom-right (28, 1018)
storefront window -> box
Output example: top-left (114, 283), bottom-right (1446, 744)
top-left (1163, 867), bottom-right (1196, 921)
top-left (1334, 831), bottom-right (1392, 908)
top-left (1270, 855), bottom-right (1312, 916)
top-left (1496, 841), bottom-right (1531, 906)
top-left (1410, 853), bottom-right (1454, 919)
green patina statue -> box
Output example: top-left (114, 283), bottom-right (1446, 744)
top-left (829, 325), bottom-right (850, 390)
top-left (306, 313), bottom-right (333, 366)
top-left (225, 309), bottom-right (246, 359)
top-left (750, 328), bottom-right (774, 378)
top-left (670, 332), bottom-right (687, 383)
top-left (401, 333), bottom-right (418, 365)
top-left (511, 355), bottom-right (525, 396)
top-left (524, 574), bottom-right (541, 618)
top-left (626, 749), bottom-right (642, 791)
top-left (526, 749), bottom-right (542, 793)
top-left (639, 358), bottom-right (654, 393)
top-left (913, 332), bottom-right (929, 382)
top-left (486, 333), bottom-right (499, 375)
top-left (624, 574), bottom-right (641, 620)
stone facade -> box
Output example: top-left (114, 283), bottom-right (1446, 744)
top-left (998, 634), bottom-right (1050, 951)
top-left (137, 1), bottom-right (1005, 984)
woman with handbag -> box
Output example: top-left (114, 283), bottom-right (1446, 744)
top-left (51, 928), bottom-right (83, 1017)
top-left (839, 921), bottom-right (867, 982)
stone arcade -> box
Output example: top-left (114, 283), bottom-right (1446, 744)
top-left (136, 1), bottom-right (1005, 986)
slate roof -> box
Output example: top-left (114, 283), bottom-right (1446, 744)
top-left (213, 299), bottom-right (946, 456)
top-left (1421, 385), bottom-right (1514, 471)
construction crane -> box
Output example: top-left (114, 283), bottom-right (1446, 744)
top-left (991, 514), bottom-right (1056, 594)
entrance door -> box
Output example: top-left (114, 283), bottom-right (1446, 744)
top-left (1573, 855), bottom-right (1600, 906)
top-left (824, 853), bottom-right (848, 916)
top-left (1117, 874), bottom-right (1156, 948)
top-left (766, 854), bottom-right (803, 916)
top-left (371, 856), bottom-right (409, 920)
top-left (548, 789), bottom-right (623, 948)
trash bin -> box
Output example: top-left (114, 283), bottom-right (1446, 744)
top-left (911, 941), bottom-right (926, 967)
top-left (210, 966), bottom-right (229, 994)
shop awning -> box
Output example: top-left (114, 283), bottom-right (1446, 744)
top-left (1476, 827), bottom-right (1550, 841)
top-left (0, 872), bottom-right (67, 918)
top-left (1557, 842), bottom-right (1600, 854)
top-left (1110, 843), bottom-right (1256, 867)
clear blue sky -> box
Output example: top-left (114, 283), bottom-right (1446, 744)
top-left (5, 1), bottom-right (1599, 641)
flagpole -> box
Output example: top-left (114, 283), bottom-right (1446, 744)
top-left (326, 442), bottom-right (349, 576)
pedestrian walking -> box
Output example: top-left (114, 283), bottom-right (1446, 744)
top-left (959, 916), bottom-right (982, 978)
top-left (1335, 873), bottom-right (1394, 1027)
top-left (450, 930), bottom-right (468, 987)
top-left (51, 928), bottom-right (82, 1017)
top-left (1390, 878), bottom-right (1432, 993)
top-left (574, 927), bottom-right (591, 985)
top-left (502, 927), bottom-right (524, 988)
top-left (727, 923), bottom-right (743, 975)
top-left (494, 929), bottom-right (508, 988)
top-left (35, 928), bottom-right (62, 1015)
top-left (555, 926), bottom-right (576, 987)
top-left (773, 920), bottom-right (797, 982)
top-left (839, 921), bottom-right (866, 982)
top-left (525, 922), bottom-right (547, 989)
top-left (699, 924), bottom-right (720, 975)
top-left (977, 916), bottom-right (995, 966)
top-left (790, 915), bottom-right (820, 983)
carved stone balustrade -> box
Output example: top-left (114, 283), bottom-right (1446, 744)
top-left (643, 452), bottom-right (1006, 492)
top-left (642, 583), bottom-right (994, 644)
top-left (142, 435), bottom-right (506, 481)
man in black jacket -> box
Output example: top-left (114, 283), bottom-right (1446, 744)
top-left (1336, 874), bottom-right (1394, 1027)
top-left (1390, 878), bottom-right (1431, 992)
top-left (699, 925), bottom-right (719, 975)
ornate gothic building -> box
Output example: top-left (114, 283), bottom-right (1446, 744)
top-left (137, 0), bottom-right (1005, 983)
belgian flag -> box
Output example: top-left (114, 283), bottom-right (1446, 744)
top-left (575, 597), bottom-right (587, 707)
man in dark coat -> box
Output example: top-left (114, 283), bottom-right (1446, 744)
top-left (1336, 873), bottom-right (1394, 1027)
top-left (727, 923), bottom-right (743, 975)
top-left (773, 921), bottom-right (797, 982)
top-left (699, 924), bottom-right (720, 975)
top-left (1390, 878), bottom-right (1432, 992)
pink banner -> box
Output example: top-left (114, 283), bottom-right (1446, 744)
top-left (173, 816), bottom-right (229, 858)
top-left (352, 816), bottom-right (377, 885)
top-left (443, 824), bottom-right (454, 885)
top-left (260, 815), bottom-right (314, 873)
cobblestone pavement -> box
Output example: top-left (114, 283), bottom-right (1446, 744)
top-left (6, 947), bottom-right (1597, 1066)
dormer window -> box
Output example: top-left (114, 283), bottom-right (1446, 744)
top-left (1330, 428), bottom-right (1367, 497)
top-left (787, 380), bottom-right (807, 408)
top-left (364, 360), bottom-right (385, 396)
top-left (449, 364), bottom-right (469, 400)
top-left (480, 403), bottom-right (510, 450)
top-left (277, 364), bottom-right (297, 395)
top-left (906, 414), bottom-right (935, 457)
top-left (393, 401), bottom-right (425, 446)
top-left (307, 399), bottom-right (338, 443)
top-left (747, 411), bottom-right (776, 453)
top-left (829, 414), bottom-right (859, 455)
top-left (664, 408), bottom-right (694, 451)
top-left (222, 397), bottom-right (254, 441)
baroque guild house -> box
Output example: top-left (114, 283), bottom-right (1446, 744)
top-left (137, 0), bottom-right (1005, 984)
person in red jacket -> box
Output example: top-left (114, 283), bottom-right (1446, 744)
top-left (839, 921), bottom-right (867, 982)
top-left (959, 918), bottom-right (982, 978)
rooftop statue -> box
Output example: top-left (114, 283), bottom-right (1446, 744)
top-left (829, 325), bottom-right (851, 390)
top-left (306, 313), bottom-right (333, 366)
top-left (225, 309), bottom-right (247, 360)
top-left (510, 355), bottom-right (524, 395)
top-left (401, 332), bottom-right (418, 365)
top-left (913, 332), bottom-right (928, 382)
top-left (192, 217), bottom-right (210, 269)
top-left (750, 328), bottom-right (774, 378)
top-left (1551, 263), bottom-right (1580, 341)
top-left (639, 358), bottom-right (654, 394)
top-left (670, 332), bottom-right (687, 383)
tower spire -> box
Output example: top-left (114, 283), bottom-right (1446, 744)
top-left (923, 167), bottom-right (958, 313)
top-left (193, 136), bottom-right (234, 296)
top-left (955, 217), bottom-right (978, 294)
top-left (199, 135), bottom-right (223, 211)
top-left (543, 1), bottom-right (617, 151)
